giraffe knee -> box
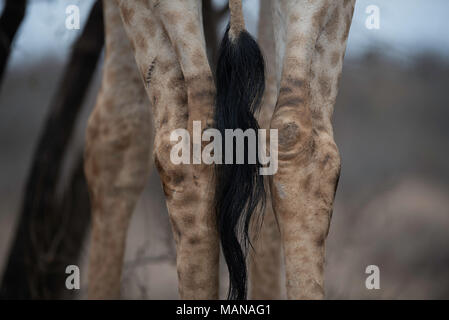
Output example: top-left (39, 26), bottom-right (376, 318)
top-left (270, 110), bottom-right (313, 157)
top-left (315, 137), bottom-right (341, 203)
top-left (168, 208), bottom-right (216, 246)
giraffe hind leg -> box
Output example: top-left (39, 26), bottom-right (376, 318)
top-left (85, 1), bottom-right (152, 299)
top-left (248, 0), bottom-right (283, 300)
top-left (269, 0), bottom-right (355, 299)
top-left (116, 0), bottom-right (220, 299)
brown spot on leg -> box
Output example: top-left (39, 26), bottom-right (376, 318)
top-left (168, 74), bottom-right (185, 91)
top-left (136, 0), bottom-right (150, 9)
top-left (144, 17), bottom-right (157, 38)
top-left (184, 74), bottom-right (214, 88)
top-left (302, 174), bottom-right (312, 191)
top-left (182, 215), bottom-right (196, 227)
top-left (324, 6), bottom-right (340, 41)
top-left (279, 86), bottom-right (293, 95)
top-left (319, 75), bottom-right (331, 98)
top-left (134, 32), bottom-right (147, 51)
top-left (120, 5), bottom-right (135, 25)
top-left (192, 49), bottom-right (205, 68)
top-left (172, 171), bottom-right (185, 184)
top-left (286, 77), bottom-right (305, 88)
top-left (192, 89), bottom-right (215, 102)
top-left (278, 122), bottom-right (300, 147)
top-left (290, 13), bottom-right (300, 24)
top-left (277, 96), bottom-right (305, 109)
top-left (159, 60), bottom-right (177, 73)
top-left (175, 92), bottom-right (188, 107)
top-left (313, 2), bottom-right (330, 29)
top-left (185, 20), bottom-right (198, 35)
top-left (311, 109), bottom-right (323, 121)
top-left (163, 11), bottom-right (182, 26)
top-left (188, 235), bottom-right (201, 245)
top-left (331, 51), bottom-right (340, 67)
top-left (115, 134), bottom-right (132, 151)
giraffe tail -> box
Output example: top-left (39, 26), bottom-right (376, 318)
top-left (214, 0), bottom-right (266, 300)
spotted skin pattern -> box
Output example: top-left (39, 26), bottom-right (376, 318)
top-left (85, 0), bottom-right (355, 300)
top-left (86, 0), bottom-right (218, 299)
top-left (268, 0), bottom-right (356, 299)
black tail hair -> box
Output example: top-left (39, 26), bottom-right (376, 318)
top-left (214, 23), bottom-right (266, 300)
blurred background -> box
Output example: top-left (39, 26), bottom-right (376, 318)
top-left (0, 0), bottom-right (448, 299)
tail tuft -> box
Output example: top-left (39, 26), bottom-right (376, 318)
top-left (214, 22), bottom-right (266, 300)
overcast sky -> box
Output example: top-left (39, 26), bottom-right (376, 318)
top-left (3, 0), bottom-right (449, 69)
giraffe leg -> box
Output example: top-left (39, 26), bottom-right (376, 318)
top-left (269, 0), bottom-right (355, 299)
top-left (85, 2), bottom-right (152, 299)
top-left (249, 193), bottom-right (282, 299)
top-left (115, 0), bottom-right (219, 299)
top-left (248, 0), bottom-right (282, 300)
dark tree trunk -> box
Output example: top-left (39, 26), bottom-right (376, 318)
top-left (0, 0), bottom-right (27, 86)
top-left (47, 154), bottom-right (91, 299)
top-left (0, 1), bottom-right (104, 299)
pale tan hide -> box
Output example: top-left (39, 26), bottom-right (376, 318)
top-left (85, 0), bottom-right (355, 300)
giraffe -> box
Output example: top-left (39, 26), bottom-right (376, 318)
top-left (248, 0), bottom-right (282, 299)
top-left (267, 0), bottom-right (356, 299)
top-left (85, 0), bottom-right (218, 299)
top-left (85, 0), bottom-right (355, 300)
top-left (249, 0), bottom-right (355, 300)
